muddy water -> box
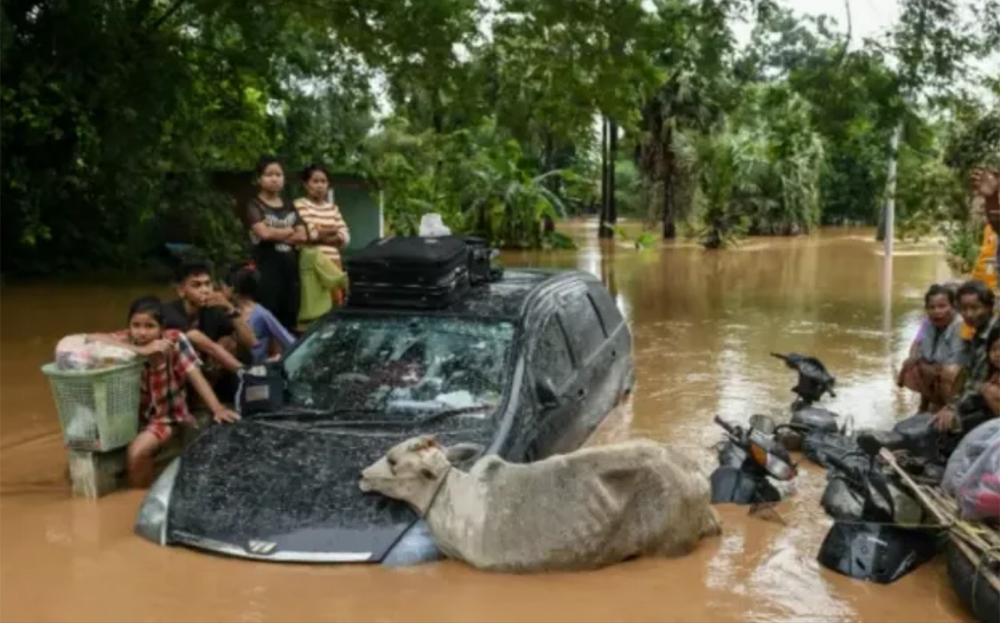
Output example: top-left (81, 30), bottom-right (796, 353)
top-left (0, 224), bottom-right (974, 623)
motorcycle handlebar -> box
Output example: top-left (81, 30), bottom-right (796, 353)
top-left (823, 450), bottom-right (868, 476)
top-left (713, 415), bottom-right (739, 436)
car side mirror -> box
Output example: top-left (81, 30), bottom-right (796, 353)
top-left (536, 379), bottom-right (560, 410)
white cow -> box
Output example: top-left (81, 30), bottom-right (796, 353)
top-left (359, 435), bottom-right (722, 572)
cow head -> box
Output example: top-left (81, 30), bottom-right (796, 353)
top-left (358, 435), bottom-right (483, 514)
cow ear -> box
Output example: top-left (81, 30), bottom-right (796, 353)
top-left (444, 443), bottom-right (484, 466)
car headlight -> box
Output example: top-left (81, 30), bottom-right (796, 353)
top-left (381, 519), bottom-right (443, 567)
top-left (134, 458), bottom-right (181, 545)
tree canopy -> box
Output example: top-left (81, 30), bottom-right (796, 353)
top-left (1, 0), bottom-right (998, 273)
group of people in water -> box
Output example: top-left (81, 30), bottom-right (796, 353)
top-left (897, 166), bottom-right (1000, 452)
top-left (87, 157), bottom-right (350, 486)
top-left (900, 281), bottom-right (1000, 436)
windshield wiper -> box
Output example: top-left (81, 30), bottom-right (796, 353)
top-left (294, 405), bottom-right (493, 429)
top-left (414, 405), bottom-right (491, 425)
top-left (247, 404), bottom-right (492, 428)
top-left (246, 407), bottom-right (383, 420)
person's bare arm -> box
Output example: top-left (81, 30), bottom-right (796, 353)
top-left (268, 337), bottom-right (282, 359)
top-left (186, 330), bottom-right (243, 372)
top-left (288, 223), bottom-right (309, 245)
top-left (185, 366), bottom-right (240, 423)
top-left (205, 292), bottom-right (258, 350)
top-left (311, 228), bottom-right (342, 245)
top-left (972, 168), bottom-right (1000, 233)
top-left (230, 315), bottom-right (257, 350)
top-left (309, 223), bottom-right (349, 248)
top-left (251, 221), bottom-right (297, 242)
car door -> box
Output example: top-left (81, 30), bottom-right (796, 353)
top-left (525, 310), bottom-right (578, 460)
top-left (547, 285), bottom-right (615, 454)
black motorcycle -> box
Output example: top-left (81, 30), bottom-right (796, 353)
top-left (711, 414), bottom-right (798, 505)
top-left (817, 442), bottom-right (943, 584)
top-left (769, 353), bottom-right (846, 455)
top-left (771, 352), bottom-right (837, 407)
top-left (855, 413), bottom-right (948, 484)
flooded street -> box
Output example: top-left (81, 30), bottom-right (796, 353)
top-left (0, 224), bottom-right (974, 622)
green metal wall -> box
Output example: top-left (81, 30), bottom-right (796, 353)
top-left (332, 184), bottom-right (382, 256)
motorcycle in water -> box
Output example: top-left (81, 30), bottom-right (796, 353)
top-left (710, 414), bottom-right (798, 505)
top-left (771, 352), bottom-right (838, 408)
top-left (768, 352), bottom-right (858, 466)
top-left (817, 442), bottom-right (943, 584)
top-left (855, 413), bottom-right (949, 484)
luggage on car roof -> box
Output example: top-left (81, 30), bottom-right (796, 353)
top-left (345, 235), bottom-right (500, 310)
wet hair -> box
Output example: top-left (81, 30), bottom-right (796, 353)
top-left (301, 163), bottom-right (330, 183)
top-left (924, 284), bottom-right (956, 307)
top-left (127, 295), bottom-right (165, 327)
top-left (174, 259), bottom-right (212, 285)
top-left (956, 279), bottom-right (995, 309)
top-left (255, 155), bottom-right (283, 178)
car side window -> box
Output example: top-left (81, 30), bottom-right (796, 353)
top-left (562, 291), bottom-right (605, 363)
top-left (588, 284), bottom-right (623, 335)
top-left (532, 316), bottom-right (574, 390)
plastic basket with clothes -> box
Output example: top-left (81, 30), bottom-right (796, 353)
top-left (41, 361), bottom-right (143, 451)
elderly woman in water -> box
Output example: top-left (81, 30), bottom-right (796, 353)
top-left (899, 284), bottom-right (965, 412)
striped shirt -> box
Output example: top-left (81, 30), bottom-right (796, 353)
top-left (295, 198), bottom-right (350, 267)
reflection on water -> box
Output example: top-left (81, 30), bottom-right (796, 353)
top-left (0, 223), bottom-right (973, 623)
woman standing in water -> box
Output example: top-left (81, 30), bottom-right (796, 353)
top-left (295, 164), bottom-right (350, 305)
top-left (245, 156), bottom-right (308, 332)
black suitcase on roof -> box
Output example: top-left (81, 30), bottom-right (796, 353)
top-left (346, 236), bottom-right (470, 309)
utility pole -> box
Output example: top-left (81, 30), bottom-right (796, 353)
top-left (598, 115), bottom-right (618, 239)
top-left (608, 117), bottom-right (618, 232)
top-left (599, 116), bottom-right (609, 236)
top-left (884, 123), bottom-right (902, 259)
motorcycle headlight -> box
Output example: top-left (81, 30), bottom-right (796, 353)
top-left (134, 458), bottom-right (181, 545)
top-left (381, 520), bottom-right (443, 567)
top-left (751, 443), bottom-right (795, 480)
top-left (765, 453), bottom-right (795, 480)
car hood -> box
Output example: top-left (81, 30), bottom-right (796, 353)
top-left (165, 420), bottom-right (490, 563)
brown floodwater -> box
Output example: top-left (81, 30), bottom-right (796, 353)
top-left (0, 223), bottom-right (976, 623)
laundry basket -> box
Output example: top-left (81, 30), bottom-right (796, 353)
top-left (41, 361), bottom-right (143, 451)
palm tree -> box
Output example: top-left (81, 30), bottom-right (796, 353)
top-left (673, 126), bottom-right (767, 249)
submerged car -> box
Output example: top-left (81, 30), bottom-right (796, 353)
top-left (135, 268), bottom-right (635, 565)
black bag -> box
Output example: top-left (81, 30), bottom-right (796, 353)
top-left (236, 362), bottom-right (287, 415)
top-left (346, 236), bottom-right (471, 309)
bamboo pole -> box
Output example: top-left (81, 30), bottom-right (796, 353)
top-left (880, 449), bottom-right (1000, 560)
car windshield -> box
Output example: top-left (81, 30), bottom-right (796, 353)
top-left (282, 314), bottom-right (516, 422)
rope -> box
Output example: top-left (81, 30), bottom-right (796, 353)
top-left (420, 463), bottom-right (454, 517)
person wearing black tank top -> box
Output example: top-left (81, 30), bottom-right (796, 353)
top-left (245, 156), bottom-right (308, 333)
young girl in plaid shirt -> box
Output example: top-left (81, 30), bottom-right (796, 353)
top-left (89, 296), bottom-right (240, 487)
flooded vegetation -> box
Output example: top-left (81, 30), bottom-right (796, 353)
top-left (0, 223), bottom-right (975, 623)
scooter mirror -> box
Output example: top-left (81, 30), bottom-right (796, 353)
top-left (749, 414), bottom-right (777, 434)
